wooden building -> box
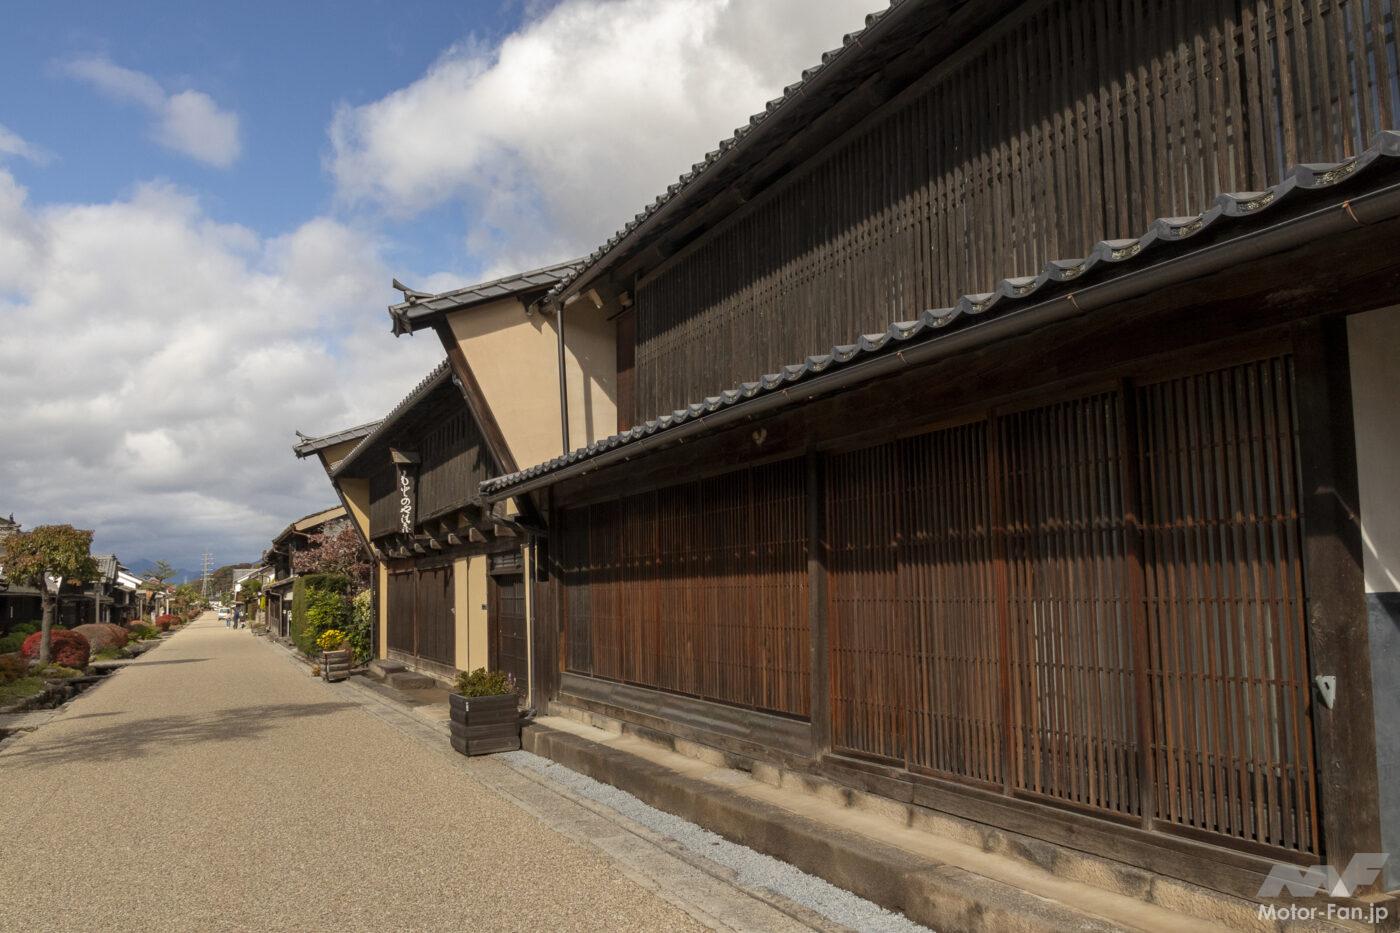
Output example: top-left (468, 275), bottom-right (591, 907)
top-left (324, 361), bottom-right (533, 686)
top-left (261, 505), bottom-right (351, 639)
top-left (469, 0), bottom-right (1400, 903)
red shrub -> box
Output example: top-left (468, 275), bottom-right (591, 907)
top-left (72, 623), bottom-right (129, 651)
top-left (20, 630), bottom-right (91, 668)
top-left (154, 614), bottom-right (177, 632)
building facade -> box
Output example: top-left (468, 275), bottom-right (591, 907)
top-left (467, 0), bottom-right (1400, 902)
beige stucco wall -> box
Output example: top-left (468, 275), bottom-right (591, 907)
top-left (446, 295), bottom-right (617, 470)
top-left (468, 556), bottom-right (489, 671)
top-left (334, 476), bottom-right (372, 542)
top-left (317, 438), bottom-right (361, 473)
top-left (450, 556), bottom-right (491, 672)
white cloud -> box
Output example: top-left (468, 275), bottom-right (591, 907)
top-left (0, 123), bottom-right (50, 165)
top-left (62, 56), bottom-right (242, 168)
top-left (0, 167), bottom-right (441, 564)
top-left (329, 0), bottom-right (877, 270)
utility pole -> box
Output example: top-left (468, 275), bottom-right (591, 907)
top-left (200, 551), bottom-right (213, 599)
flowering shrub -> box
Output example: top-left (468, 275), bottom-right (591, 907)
top-left (72, 623), bottom-right (128, 651)
top-left (20, 630), bottom-right (91, 669)
top-left (316, 629), bottom-right (348, 652)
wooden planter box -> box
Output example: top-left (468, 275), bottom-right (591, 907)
top-left (449, 692), bottom-right (520, 755)
top-left (320, 648), bottom-right (352, 683)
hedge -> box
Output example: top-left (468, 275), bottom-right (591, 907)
top-left (290, 573), bottom-right (350, 656)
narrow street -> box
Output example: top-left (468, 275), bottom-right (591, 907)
top-left (0, 614), bottom-right (796, 932)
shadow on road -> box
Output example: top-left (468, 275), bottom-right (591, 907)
top-left (0, 702), bottom-right (357, 769)
top-left (132, 658), bottom-right (209, 666)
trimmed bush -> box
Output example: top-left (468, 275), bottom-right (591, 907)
top-left (290, 574), bottom-right (350, 657)
top-left (0, 633), bottom-right (24, 655)
top-left (72, 623), bottom-right (128, 652)
top-left (127, 623), bottom-right (159, 640)
top-left (0, 653), bottom-right (28, 683)
top-left (20, 630), bottom-right (91, 669)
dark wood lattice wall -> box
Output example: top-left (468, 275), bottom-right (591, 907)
top-left (634, 0), bottom-right (1400, 422)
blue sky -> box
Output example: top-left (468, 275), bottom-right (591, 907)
top-left (1, 0), bottom-right (534, 280)
top-left (0, 0), bottom-right (877, 568)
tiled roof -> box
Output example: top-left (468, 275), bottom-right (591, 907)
top-left (482, 131), bottom-right (1400, 498)
top-left (293, 421), bottom-right (382, 458)
top-left (388, 260), bottom-right (583, 335)
top-left (330, 360), bottom-right (454, 477)
top-left (542, 0), bottom-right (921, 306)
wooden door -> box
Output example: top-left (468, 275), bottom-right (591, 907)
top-left (414, 564), bottom-right (455, 668)
top-left (489, 573), bottom-right (528, 695)
top-left (387, 569), bottom-right (416, 655)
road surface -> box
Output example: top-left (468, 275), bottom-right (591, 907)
top-left (0, 614), bottom-right (711, 932)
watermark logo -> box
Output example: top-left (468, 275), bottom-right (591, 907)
top-left (1256, 853), bottom-right (1390, 924)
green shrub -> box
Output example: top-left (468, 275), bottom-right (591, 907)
top-left (92, 647), bottom-right (124, 661)
top-left (0, 633), bottom-right (24, 655)
top-left (127, 623), bottom-right (159, 640)
top-left (291, 574), bottom-right (350, 657)
top-left (36, 664), bottom-right (83, 679)
top-left (0, 676), bottom-right (43, 705)
top-left (454, 667), bottom-right (515, 698)
top-left (346, 590), bottom-right (372, 664)
top-left (10, 622), bottom-right (39, 636)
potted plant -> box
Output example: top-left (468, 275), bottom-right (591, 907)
top-left (316, 628), bottom-right (352, 682)
top-left (449, 668), bottom-right (520, 756)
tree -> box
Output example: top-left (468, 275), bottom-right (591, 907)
top-left (292, 525), bottom-right (370, 591)
top-left (145, 560), bottom-right (176, 584)
top-left (0, 525), bottom-right (99, 664)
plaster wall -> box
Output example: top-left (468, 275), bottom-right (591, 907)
top-left (446, 296), bottom-right (617, 470)
top-left (1347, 305), bottom-right (1400, 888)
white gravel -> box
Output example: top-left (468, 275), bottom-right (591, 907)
top-left (502, 750), bottom-right (931, 933)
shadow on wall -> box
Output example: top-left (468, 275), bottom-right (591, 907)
top-left (0, 702), bottom-right (357, 770)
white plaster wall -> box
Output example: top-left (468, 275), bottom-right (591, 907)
top-left (1348, 306), bottom-right (1400, 593)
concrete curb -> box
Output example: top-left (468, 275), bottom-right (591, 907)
top-left (525, 723), bottom-right (1128, 933)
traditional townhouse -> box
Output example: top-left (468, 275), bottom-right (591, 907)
top-left (261, 505), bottom-right (351, 639)
top-left (466, 0), bottom-right (1400, 908)
top-left (311, 262), bottom-right (595, 691)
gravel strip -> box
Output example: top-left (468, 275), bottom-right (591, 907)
top-left (502, 750), bottom-right (931, 933)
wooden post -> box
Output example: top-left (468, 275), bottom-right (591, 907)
top-left (807, 452), bottom-right (830, 757)
top-left (1292, 317), bottom-right (1384, 880)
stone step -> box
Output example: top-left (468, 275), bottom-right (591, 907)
top-left (366, 659), bottom-right (406, 682)
top-left (386, 670), bottom-right (437, 690)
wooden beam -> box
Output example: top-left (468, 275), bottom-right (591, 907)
top-left (1291, 316), bottom-right (1384, 887)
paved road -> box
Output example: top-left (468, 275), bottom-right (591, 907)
top-left (0, 614), bottom-right (709, 933)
